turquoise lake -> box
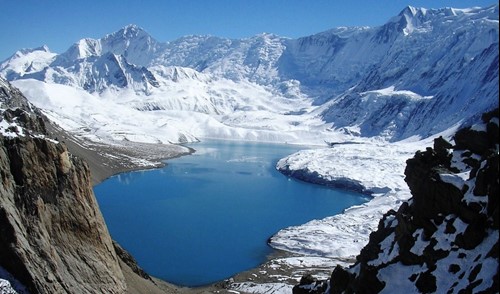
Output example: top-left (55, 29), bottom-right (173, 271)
top-left (94, 140), bottom-right (368, 287)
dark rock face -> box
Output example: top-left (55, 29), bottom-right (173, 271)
top-left (0, 78), bottom-right (128, 293)
top-left (293, 274), bottom-right (329, 294)
top-left (278, 166), bottom-right (369, 195)
top-left (113, 241), bottom-right (151, 282)
top-left (297, 109), bottom-right (499, 293)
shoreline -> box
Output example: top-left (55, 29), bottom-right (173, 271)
top-left (57, 129), bottom-right (349, 293)
top-left (47, 121), bottom-right (196, 185)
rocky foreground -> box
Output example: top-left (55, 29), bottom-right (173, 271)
top-left (293, 109), bottom-right (499, 293)
top-left (0, 78), bottom-right (183, 293)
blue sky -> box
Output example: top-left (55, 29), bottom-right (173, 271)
top-left (1, 0), bottom-right (497, 61)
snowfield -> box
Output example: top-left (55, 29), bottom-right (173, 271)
top-left (267, 139), bottom-right (430, 274)
top-left (1, 3), bottom-right (498, 293)
top-left (12, 77), bottom-right (342, 147)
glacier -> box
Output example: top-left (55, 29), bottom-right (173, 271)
top-left (1, 4), bottom-right (499, 292)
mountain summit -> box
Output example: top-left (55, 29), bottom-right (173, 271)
top-left (100, 24), bottom-right (164, 66)
top-left (0, 5), bottom-right (498, 143)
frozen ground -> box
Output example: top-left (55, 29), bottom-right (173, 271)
top-left (270, 140), bottom-right (427, 258)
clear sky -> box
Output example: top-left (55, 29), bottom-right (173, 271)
top-left (0, 0), bottom-right (497, 61)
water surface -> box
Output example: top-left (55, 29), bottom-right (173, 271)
top-left (94, 140), bottom-right (368, 286)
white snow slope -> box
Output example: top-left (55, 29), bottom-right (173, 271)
top-left (0, 4), bottom-right (498, 293)
top-left (1, 5), bottom-right (498, 145)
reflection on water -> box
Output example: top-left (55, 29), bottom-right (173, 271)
top-left (95, 140), bottom-right (368, 287)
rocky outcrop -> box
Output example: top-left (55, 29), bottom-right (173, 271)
top-left (294, 108), bottom-right (499, 293)
top-left (1, 78), bottom-right (128, 293)
top-left (277, 166), bottom-right (369, 195)
top-left (0, 132), bottom-right (128, 294)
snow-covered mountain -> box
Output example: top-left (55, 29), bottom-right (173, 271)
top-left (291, 108), bottom-right (499, 294)
top-left (53, 24), bottom-right (165, 67)
top-left (0, 45), bottom-right (56, 81)
top-left (317, 5), bottom-right (499, 140)
top-left (0, 5), bottom-right (498, 144)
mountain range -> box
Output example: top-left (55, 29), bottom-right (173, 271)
top-left (1, 5), bottom-right (498, 144)
top-left (1, 4), bottom-right (499, 294)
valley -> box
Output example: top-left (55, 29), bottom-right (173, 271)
top-left (0, 4), bottom-right (498, 294)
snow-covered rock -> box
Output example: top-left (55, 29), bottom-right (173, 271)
top-left (292, 109), bottom-right (499, 293)
top-left (0, 5), bottom-right (497, 293)
top-left (0, 5), bottom-right (497, 144)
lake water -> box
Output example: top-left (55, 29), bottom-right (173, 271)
top-left (94, 140), bottom-right (368, 287)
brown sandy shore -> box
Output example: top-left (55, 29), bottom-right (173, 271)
top-left (49, 122), bottom-right (325, 293)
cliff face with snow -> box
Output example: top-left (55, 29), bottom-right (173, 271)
top-left (0, 78), bottom-right (165, 293)
top-left (1, 5), bottom-right (498, 143)
top-left (293, 108), bottom-right (499, 294)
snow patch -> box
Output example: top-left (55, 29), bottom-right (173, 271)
top-left (439, 171), bottom-right (470, 190)
top-left (230, 282), bottom-right (292, 294)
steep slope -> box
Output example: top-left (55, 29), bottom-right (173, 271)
top-left (47, 52), bottom-right (159, 93)
top-left (153, 33), bottom-right (288, 85)
top-left (2, 25), bottom-right (161, 94)
top-left (0, 78), bottom-right (125, 293)
top-left (53, 24), bottom-right (164, 67)
top-left (0, 78), bottom-right (173, 293)
top-left (1, 5), bottom-right (498, 143)
top-left (293, 109), bottom-right (499, 293)
top-left (317, 5), bottom-right (499, 141)
top-left (31, 51), bottom-right (159, 94)
top-left (167, 4), bottom-right (498, 141)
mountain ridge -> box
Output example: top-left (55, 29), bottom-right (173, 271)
top-left (1, 4), bottom-right (498, 143)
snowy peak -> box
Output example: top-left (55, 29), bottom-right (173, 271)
top-left (396, 4), bottom-right (499, 29)
top-left (13, 25), bottom-right (164, 94)
top-left (0, 45), bottom-right (56, 80)
top-left (15, 45), bottom-right (51, 56)
top-left (1, 5), bottom-right (498, 143)
top-left (55, 38), bottom-right (102, 64)
top-left (397, 5), bottom-right (432, 21)
top-left (399, 5), bottom-right (425, 16)
top-left (28, 51), bottom-right (160, 94)
top-left (70, 52), bottom-right (159, 93)
top-left (111, 24), bottom-right (148, 39)
top-left (315, 4), bottom-right (498, 140)
top-left (388, 4), bottom-right (499, 36)
top-left (54, 24), bottom-right (161, 68)
top-left (101, 24), bottom-right (162, 66)
top-left (395, 6), bottom-right (429, 35)
top-left (373, 6), bottom-right (430, 42)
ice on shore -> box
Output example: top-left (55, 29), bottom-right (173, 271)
top-left (270, 141), bottom-right (424, 259)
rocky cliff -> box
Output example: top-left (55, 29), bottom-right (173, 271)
top-left (294, 108), bottom-right (499, 293)
top-left (0, 78), bottom-right (128, 293)
top-left (0, 78), bottom-right (169, 293)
